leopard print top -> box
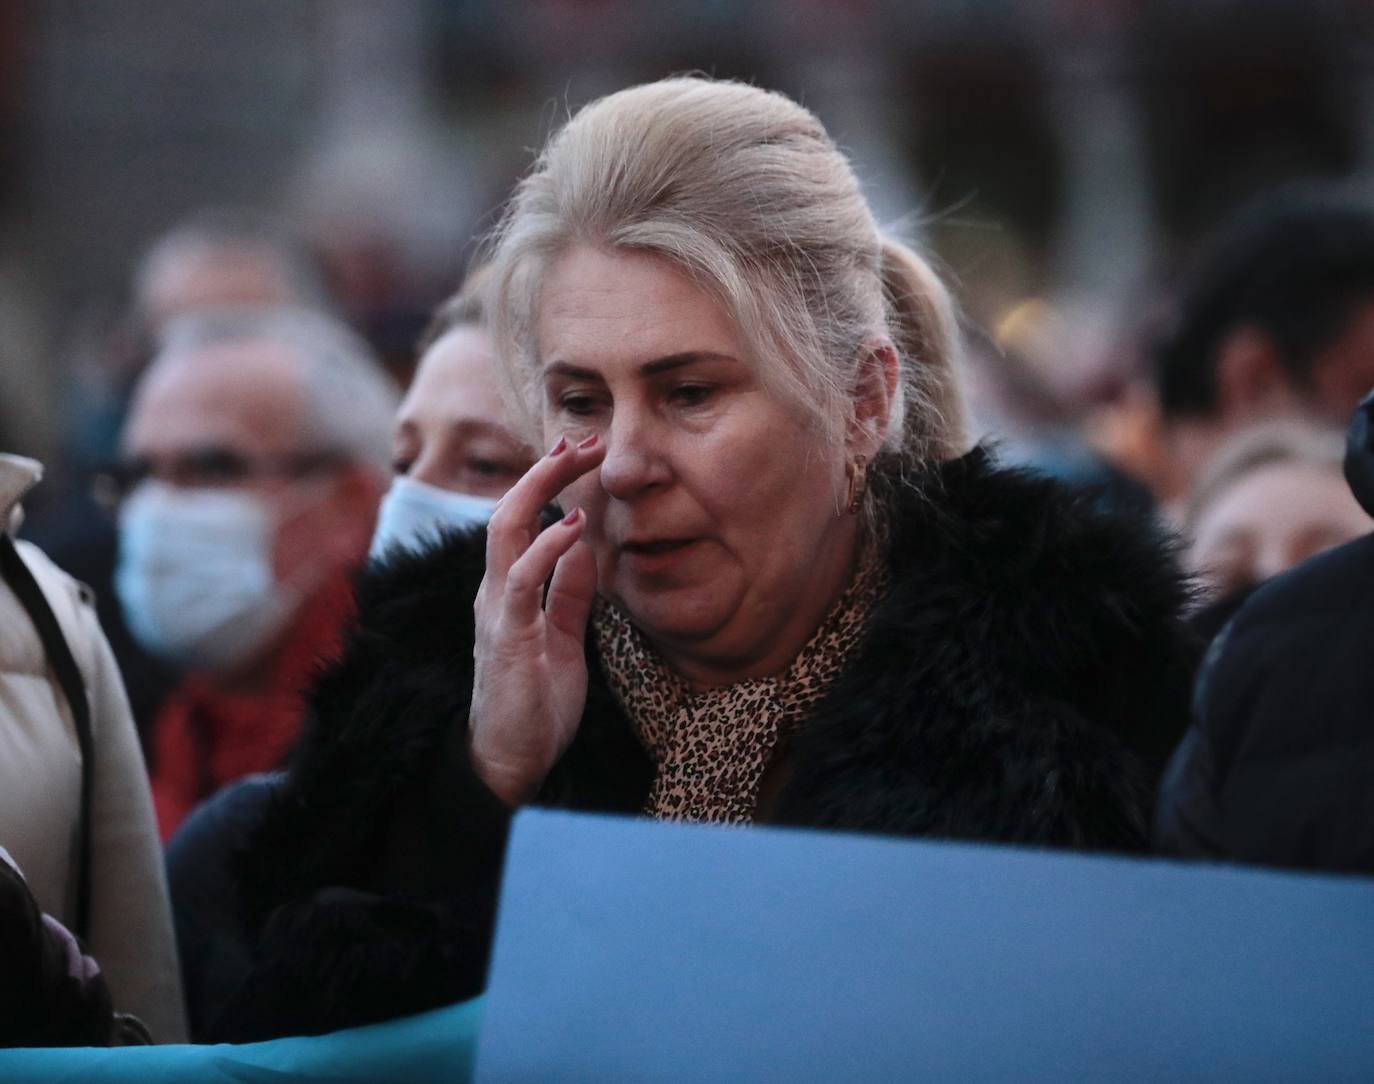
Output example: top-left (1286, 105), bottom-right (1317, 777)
top-left (591, 542), bottom-right (889, 825)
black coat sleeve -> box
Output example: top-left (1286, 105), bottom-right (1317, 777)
top-left (165, 774), bottom-right (281, 1039)
top-left (220, 531), bottom-right (515, 1039)
top-left (218, 528), bottom-right (648, 1040)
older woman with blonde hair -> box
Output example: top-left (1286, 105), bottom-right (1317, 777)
top-left (213, 77), bottom-right (1194, 1039)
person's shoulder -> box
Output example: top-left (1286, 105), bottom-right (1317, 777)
top-left (888, 445), bottom-right (1188, 633)
top-left (168, 774), bottom-right (284, 858)
top-left (350, 526), bottom-right (489, 638)
top-left (1192, 531), bottom-right (1374, 763)
top-left (357, 526), bottom-right (489, 604)
top-left (9, 538), bottom-right (104, 679)
top-left (1229, 532), bottom-right (1374, 633)
top-left (283, 530), bottom-right (487, 791)
top-left (876, 445), bottom-right (1195, 778)
top-left (11, 538), bottom-right (96, 610)
top-left (1201, 531), bottom-right (1374, 687)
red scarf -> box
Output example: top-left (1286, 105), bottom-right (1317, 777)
top-left (150, 572), bottom-right (356, 841)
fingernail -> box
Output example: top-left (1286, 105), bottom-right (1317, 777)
top-left (562, 507), bottom-right (581, 525)
top-left (548, 436), bottom-right (567, 457)
top-left (577, 433), bottom-right (599, 450)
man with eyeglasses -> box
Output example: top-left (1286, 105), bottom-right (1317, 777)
top-left (111, 307), bottom-right (397, 839)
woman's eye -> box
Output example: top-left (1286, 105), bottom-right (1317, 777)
top-left (670, 384), bottom-right (714, 408)
top-left (558, 393), bottom-right (602, 416)
top-left (469, 458), bottom-right (514, 478)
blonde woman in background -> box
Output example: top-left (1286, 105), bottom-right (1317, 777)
top-left (368, 271), bottom-right (536, 562)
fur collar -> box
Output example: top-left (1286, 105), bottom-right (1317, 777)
top-left (771, 450), bottom-right (1194, 845)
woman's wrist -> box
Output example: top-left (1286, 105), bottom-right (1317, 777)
top-left (468, 724), bottom-right (543, 808)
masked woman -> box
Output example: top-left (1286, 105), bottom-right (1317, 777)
top-left (210, 77), bottom-right (1194, 1039)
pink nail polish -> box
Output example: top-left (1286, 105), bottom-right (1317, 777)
top-left (577, 433), bottom-right (599, 450)
top-left (548, 435), bottom-right (567, 457)
top-left (562, 507), bottom-right (581, 525)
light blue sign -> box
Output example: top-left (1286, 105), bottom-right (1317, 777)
top-left (476, 810), bottom-right (1374, 1082)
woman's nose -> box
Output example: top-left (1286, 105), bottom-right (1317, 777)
top-left (598, 413), bottom-right (669, 500)
top-left (408, 447), bottom-right (443, 489)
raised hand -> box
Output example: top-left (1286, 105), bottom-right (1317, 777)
top-left (468, 433), bottom-right (606, 805)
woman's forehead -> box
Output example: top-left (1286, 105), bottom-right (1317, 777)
top-left (535, 246), bottom-right (743, 372)
top-left (402, 327), bottom-right (510, 427)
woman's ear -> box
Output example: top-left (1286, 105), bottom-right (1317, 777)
top-left (848, 339), bottom-right (900, 456)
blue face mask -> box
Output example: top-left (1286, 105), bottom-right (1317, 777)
top-left (368, 475), bottom-right (499, 562)
top-left (115, 485), bottom-right (300, 674)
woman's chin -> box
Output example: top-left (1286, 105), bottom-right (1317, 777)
top-left (609, 584), bottom-right (734, 655)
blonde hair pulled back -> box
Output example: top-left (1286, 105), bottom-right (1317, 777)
top-left (486, 76), bottom-right (969, 517)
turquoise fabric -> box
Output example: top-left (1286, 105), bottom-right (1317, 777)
top-left (0, 996), bottom-right (483, 1083)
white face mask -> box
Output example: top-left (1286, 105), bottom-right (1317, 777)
top-left (368, 475), bottom-right (498, 562)
top-left (115, 485), bottom-right (302, 674)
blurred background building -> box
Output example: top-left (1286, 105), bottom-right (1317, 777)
top-left (1, 0), bottom-right (1372, 473)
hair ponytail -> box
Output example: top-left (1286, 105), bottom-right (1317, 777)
top-left (878, 237), bottom-right (971, 463)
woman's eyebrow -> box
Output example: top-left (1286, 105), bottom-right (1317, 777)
top-left (544, 361), bottom-right (602, 381)
top-left (445, 417), bottom-right (521, 444)
top-left (641, 351), bottom-right (737, 376)
top-left (543, 352), bottom-right (737, 381)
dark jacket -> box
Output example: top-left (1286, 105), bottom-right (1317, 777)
top-left (1154, 535), bottom-right (1374, 873)
top-left (197, 450), bottom-right (1195, 1040)
top-left (1, 856), bottom-right (152, 1047)
top-left (1154, 389), bottom-right (1374, 873)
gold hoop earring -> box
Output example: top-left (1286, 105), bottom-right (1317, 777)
top-left (845, 454), bottom-right (868, 515)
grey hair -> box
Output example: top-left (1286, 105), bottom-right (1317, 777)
top-left (483, 76), bottom-right (970, 524)
top-left (154, 306), bottom-right (399, 479)
top-left (135, 207), bottom-right (331, 318)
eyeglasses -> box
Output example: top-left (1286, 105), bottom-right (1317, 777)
top-left (92, 447), bottom-right (346, 509)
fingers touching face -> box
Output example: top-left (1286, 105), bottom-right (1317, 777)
top-left (484, 434), bottom-right (605, 577)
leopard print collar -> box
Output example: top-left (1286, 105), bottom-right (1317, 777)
top-left (592, 540), bottom-right (889, 825)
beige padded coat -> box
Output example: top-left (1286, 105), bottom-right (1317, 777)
top-left (0, 454), bottom-right (186, 1042)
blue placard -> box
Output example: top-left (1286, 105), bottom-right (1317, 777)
top-left (475, 810), bottom-right (1374, 1082)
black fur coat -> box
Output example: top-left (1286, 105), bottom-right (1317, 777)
top-left (210, 449), bottom-right (1195, 1039)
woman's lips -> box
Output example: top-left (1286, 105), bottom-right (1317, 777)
top-left (620, 538), bottom-right (698, 572)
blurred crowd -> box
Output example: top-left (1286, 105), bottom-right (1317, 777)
top-left (0, 11), bottom-right (1371, 1057)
